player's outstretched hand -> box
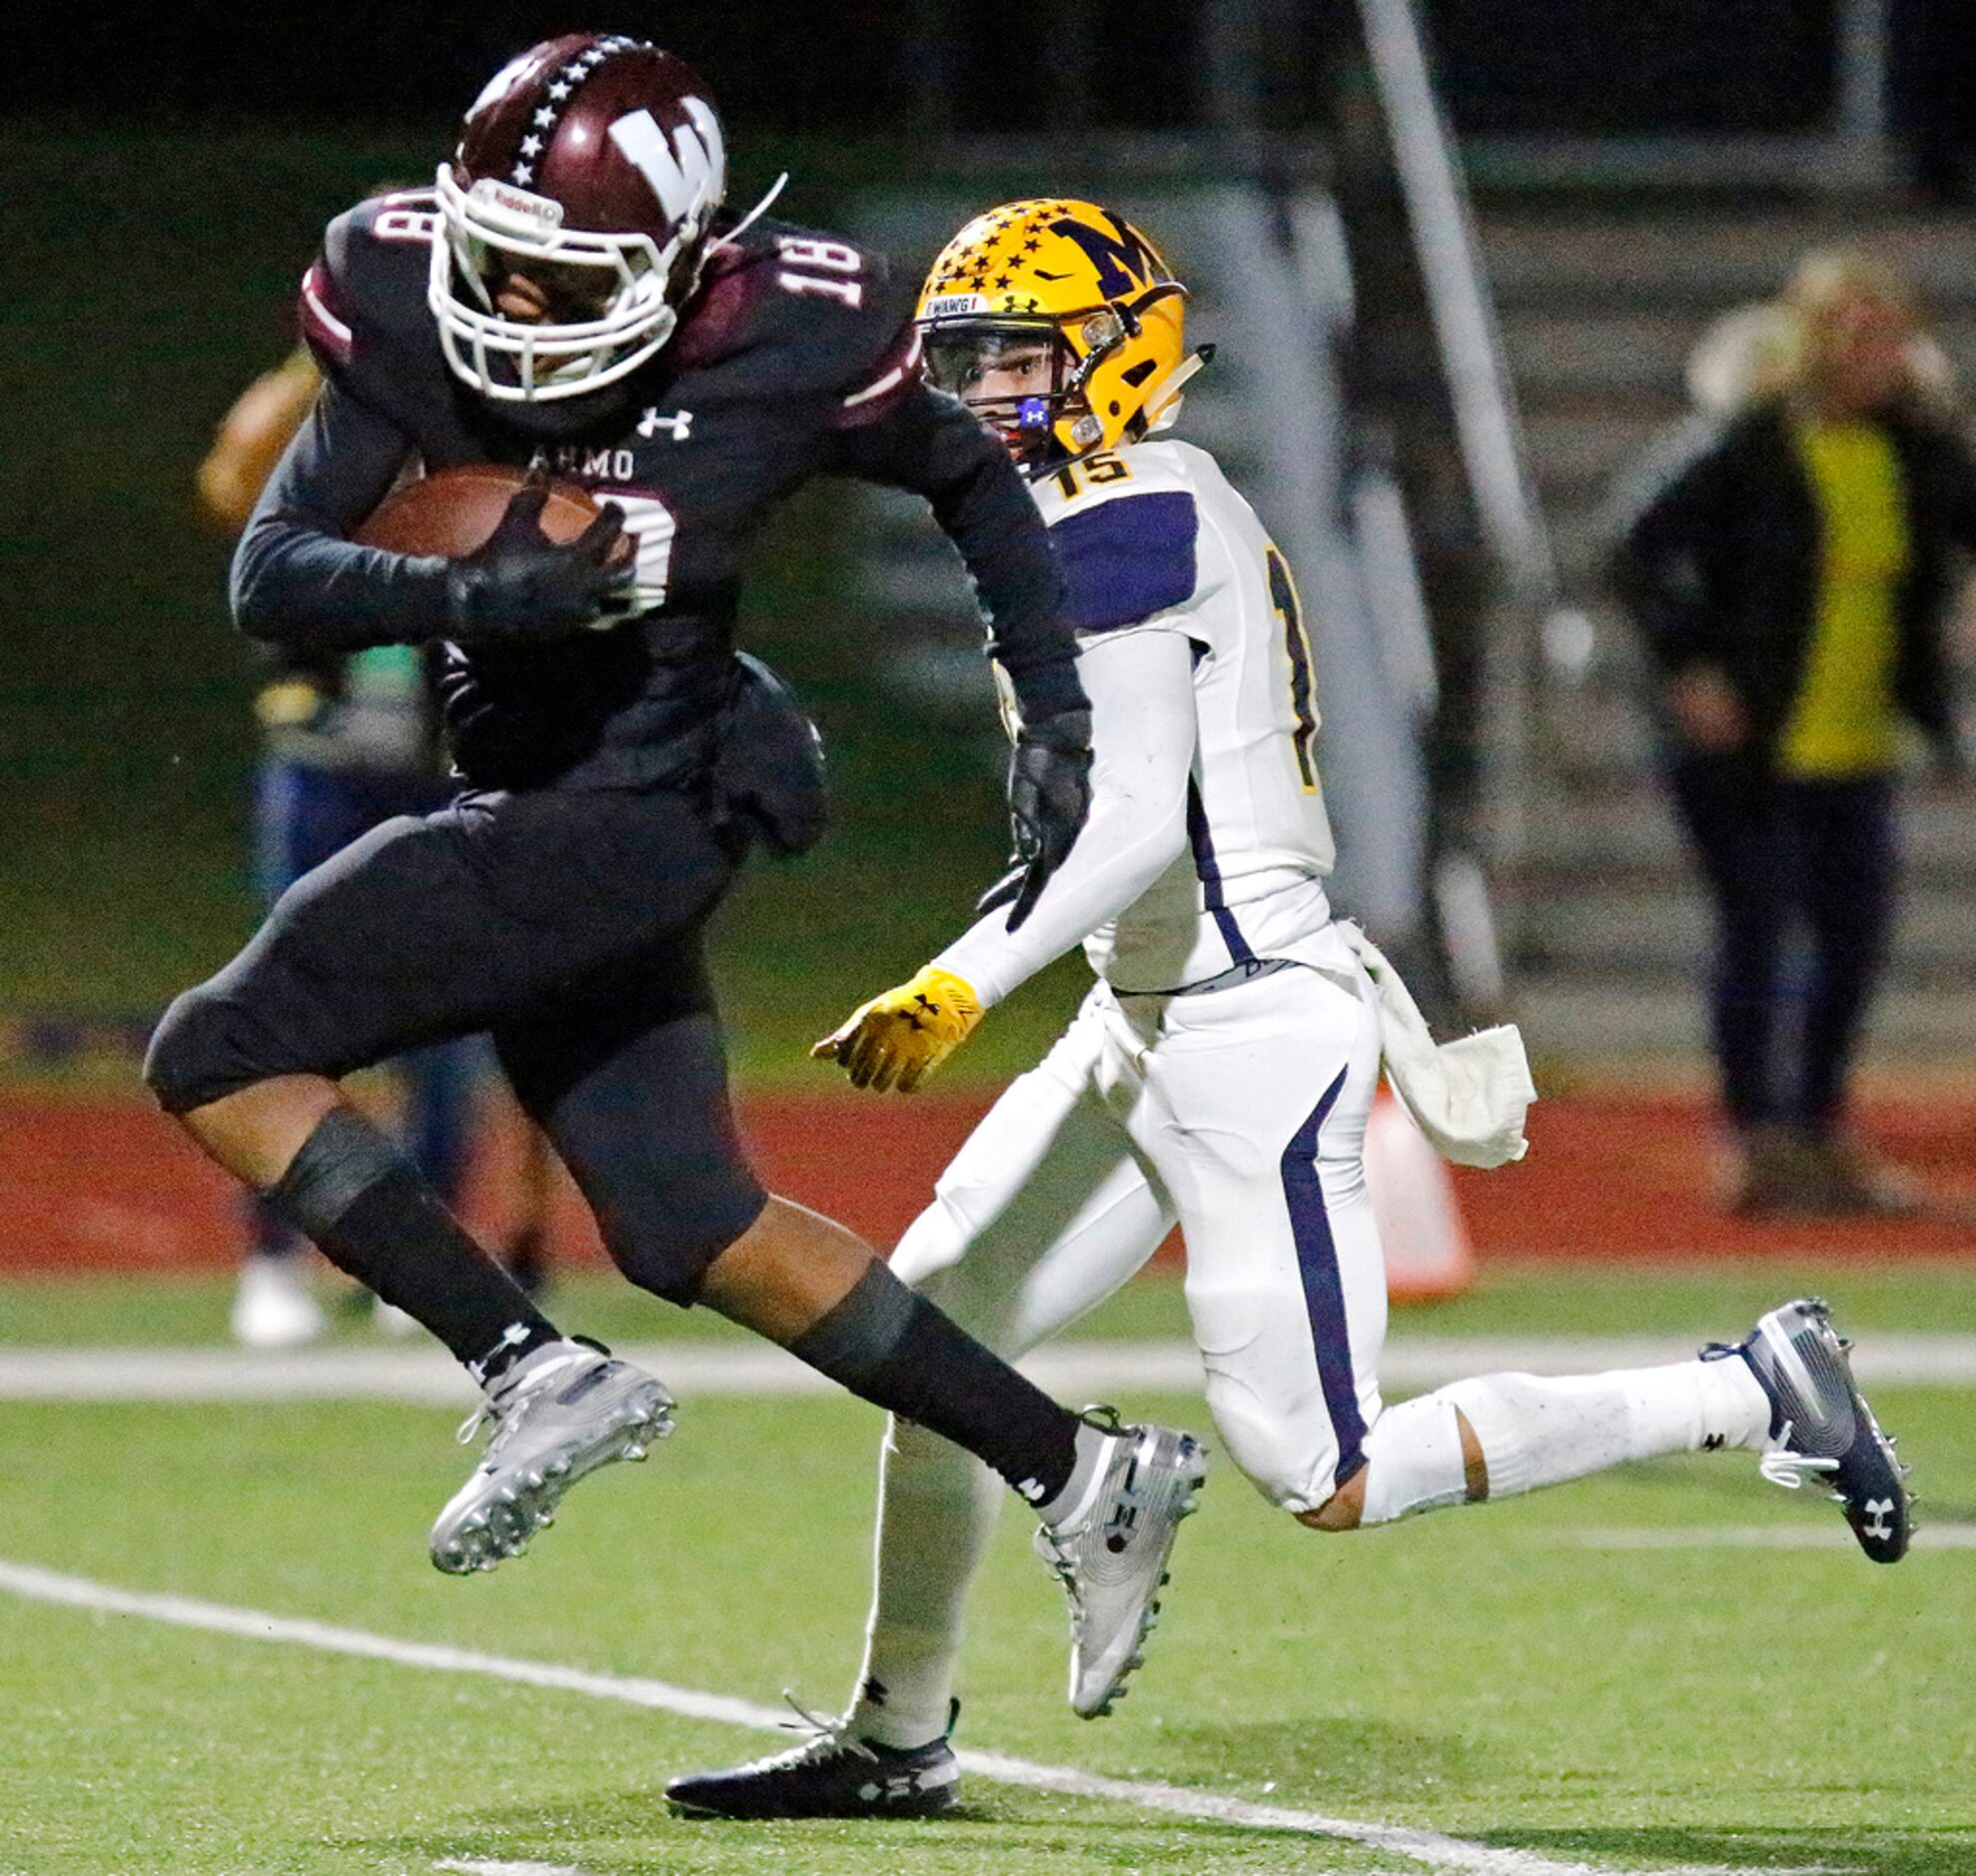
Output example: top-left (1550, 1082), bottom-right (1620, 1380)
top-left (811, 966), bottom-right (983, 1094)
top-left (1002, 708), bottom-right (1094, 930)
top-left (446, 484), bottom-right (635, 640)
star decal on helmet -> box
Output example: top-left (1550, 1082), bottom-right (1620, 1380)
top-left (508, 36), bottom-right (655, 186)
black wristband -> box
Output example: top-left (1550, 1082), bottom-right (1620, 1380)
top-left (1004, 654), bottom-right (1088, 726)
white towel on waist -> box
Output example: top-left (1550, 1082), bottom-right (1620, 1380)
top-left (1337, 925), bottom-right (1535, 1169)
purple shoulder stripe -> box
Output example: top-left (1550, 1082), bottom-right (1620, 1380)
top-left (1051, 489), bottom-right (1198, 632)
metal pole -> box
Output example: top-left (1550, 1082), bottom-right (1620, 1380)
top-left (1354, 0), bottom-right (1553, 987)
top-left (1834, 0), bottom-right (1893, 188)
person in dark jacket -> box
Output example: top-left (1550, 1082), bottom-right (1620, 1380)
top-left (1614, 248), bottom-right (1972, 1215)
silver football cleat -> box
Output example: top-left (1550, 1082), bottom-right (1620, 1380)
top-left (1034, 1413), bottom-right (1208, 1718)
top-left (1708, 1297), bottom-right (1911, 1563)
top-left (430, 1341), bottom-right (673, 1574)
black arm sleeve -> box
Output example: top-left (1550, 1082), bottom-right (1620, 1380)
top-left (231, 374), bottom-right (455, 652)
top-left (1608, 423), bottom-right (1734, 676)
top-left (823, 382), bottom-right (1087, 721)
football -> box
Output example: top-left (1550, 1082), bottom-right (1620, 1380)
top-left (351, 464), bottom-right (609, 557)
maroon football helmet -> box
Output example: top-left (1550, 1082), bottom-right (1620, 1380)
top-left (429, 34), bottom-right (727, 402)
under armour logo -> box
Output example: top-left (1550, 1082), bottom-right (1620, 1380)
top-left (857, 1772), bottom-right (926, 1804)
top-left (1103, 1502), bottom-right (1140, 1553)
top-left (1861, 1497), bottom-right (1897, 1541)
top-left (638, 407), bottom-right (693, 442)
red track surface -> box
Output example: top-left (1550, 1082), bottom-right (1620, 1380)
top-left (1, 1086), bottom-right (1972, 1275)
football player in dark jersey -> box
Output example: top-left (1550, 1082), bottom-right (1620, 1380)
top-left (143, 34), bottom-right (1204, 1704)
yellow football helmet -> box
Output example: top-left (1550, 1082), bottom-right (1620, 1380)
top-left (915, 199), bottom-right (1207, 470)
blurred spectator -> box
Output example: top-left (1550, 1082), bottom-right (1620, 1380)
top-left (1613, 248), bottom-right (1972, 1216)
top-left (1682, 301), bottom-right (1798, 418)
top-left (198, 349), bottom-right (549, 1345)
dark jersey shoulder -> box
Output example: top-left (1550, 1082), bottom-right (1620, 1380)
top-left (664, 216), bottom-right (920, 417)
top-left (296, 188), bottom-right (480, 459)
top-left (300, 191), bottom-right (447, 386)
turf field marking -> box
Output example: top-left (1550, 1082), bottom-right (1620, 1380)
top-left (2, 1333), bottom-right (1972, 1404)
top-left (437, 1862), bottom-right (588, 1876)
top-left (1, 1555), bottom-right (1728, 1876)
top-left (1562, 1523), bottom-right (1976, 1550)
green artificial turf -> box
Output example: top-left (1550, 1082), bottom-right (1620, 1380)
top-left (1, 1267), bottom-right (1972, 1873)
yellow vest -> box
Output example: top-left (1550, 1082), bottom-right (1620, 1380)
top-left (1780, 419), bottom-right (1908, 777)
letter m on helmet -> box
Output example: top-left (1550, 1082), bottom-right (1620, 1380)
top-left (1051, 210), bottom-right (1166, 300)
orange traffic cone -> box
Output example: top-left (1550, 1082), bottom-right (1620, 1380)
top-left (1365, 1090), bottom-right (1477, 1304)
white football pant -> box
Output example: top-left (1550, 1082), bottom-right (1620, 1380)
top-left (849, 961), bottom-right (1770, 1748)
top-left (852, 961), bottom-right (1382, 1744)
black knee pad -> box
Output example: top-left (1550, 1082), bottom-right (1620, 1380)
top-left (144, 977), bottom-right (290, 1114)
top-left (602, 1182), bottom-right (767, 1306)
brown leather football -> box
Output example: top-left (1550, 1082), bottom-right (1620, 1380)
top-left (352, 465), bottom-right (606, 556)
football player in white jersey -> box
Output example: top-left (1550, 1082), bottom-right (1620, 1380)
top-left (665, 200), bottom-right (1912, 1821)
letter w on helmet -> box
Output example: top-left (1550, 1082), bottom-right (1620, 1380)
top-left (429, 35), bottom-right (728, 403)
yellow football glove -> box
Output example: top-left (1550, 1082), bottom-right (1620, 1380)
top-left (811, 965), bottom-right (983, 1093)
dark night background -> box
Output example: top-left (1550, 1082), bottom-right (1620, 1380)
top-left (0, 0), bottom-right (1904, 1059)
top-left (1, 3), bottom-right (1847, 132)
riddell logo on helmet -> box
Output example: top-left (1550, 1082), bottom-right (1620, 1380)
top-left (469, 178), bottom-right (565, 228)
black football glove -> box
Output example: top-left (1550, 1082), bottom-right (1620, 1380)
top-left (444, 484), bottom-right (635, 641)
top-left (979, 707), bottom-right (1093, 931)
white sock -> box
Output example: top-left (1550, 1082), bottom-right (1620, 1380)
top-left (1359, 1358), bottom-right (1771, 1522)
top-left (847, 1415), bottom-right (1002, 1750)
top-left (1359, 1393), bottom-right (1470, 1523)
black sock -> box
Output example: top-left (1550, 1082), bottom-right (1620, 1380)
top-left (265, 1107), bottom-right (560, 1383)
top-left (786, 1260), bottom-right (1080, 1503)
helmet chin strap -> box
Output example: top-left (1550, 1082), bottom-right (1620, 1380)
top-left (706, 172), bottom-right (789, 254)
top-left (1140, 345), bottom-right (1215, 435)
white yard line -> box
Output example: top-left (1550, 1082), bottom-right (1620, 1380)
top-left (0, 1555), bottom-right (1807, 1876)
top-left (1, 1334), bottom-right (1972, 1406)
top-left (437, 1862), bottom-right (587, 1876)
